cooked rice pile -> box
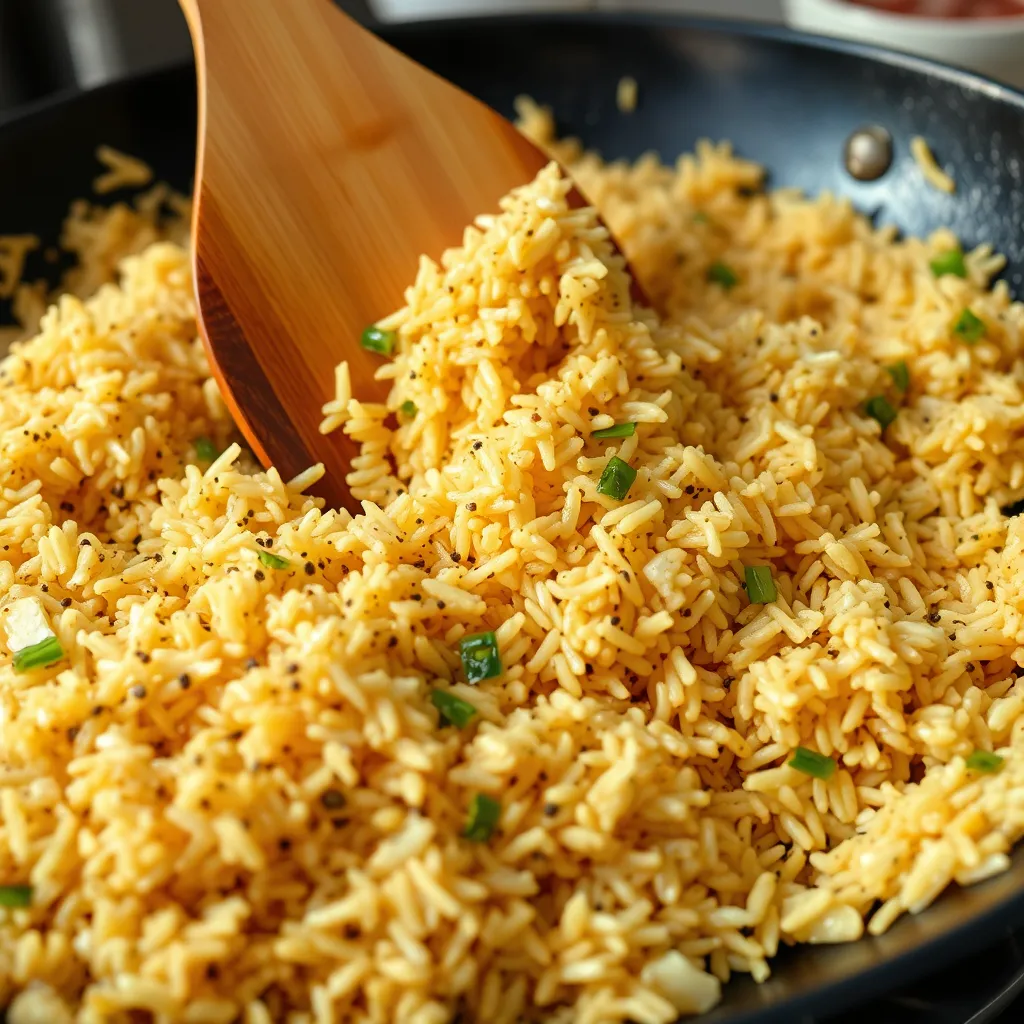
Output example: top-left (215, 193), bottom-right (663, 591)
top-left (3, 108), bottom-right (1024, 1024)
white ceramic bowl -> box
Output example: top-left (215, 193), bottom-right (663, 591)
top-left (784, 0), bottom-right (1024, 89)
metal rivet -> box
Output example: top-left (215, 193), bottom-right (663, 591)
top-left (844, 125), bottom-right (893, 182)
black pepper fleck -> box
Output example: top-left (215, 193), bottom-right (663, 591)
top-left (320, 789), bottom-right (346, 810)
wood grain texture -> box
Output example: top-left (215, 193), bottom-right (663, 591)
top-left (181, 0), bottom-right (550, 510)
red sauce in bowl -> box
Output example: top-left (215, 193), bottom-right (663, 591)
top-left (849, 0), bottom-right (1024, 14)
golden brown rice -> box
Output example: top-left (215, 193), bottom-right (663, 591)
top-left (911, 135), bottom-right (956, 194)
top-left (1, 109), bottom-right (1024, 1022)
top-left (92, 146), bottom-right (155, 196)
top-left (615, 77), bottom-right (638, 115)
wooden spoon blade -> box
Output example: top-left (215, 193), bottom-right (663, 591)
top-left (182, 0), bottom-right (551, 509)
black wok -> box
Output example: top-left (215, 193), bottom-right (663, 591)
top-left (2, 12), bottom-right (1024, 1024)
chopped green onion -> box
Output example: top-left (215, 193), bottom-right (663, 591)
top-left (744, 565), bottom-right (777, 604)
top-left (257, 549), bottom-right (290, 570)
top-left (13, 635), bottom-right (65, 673)
top-left (596, 456), bottom-right (637, 501)
top-left (864, 395), bottom-right (897, 432)
top-left (966, 749), bottom-right (1004, 774)
top-left (789, 746), bottom-right (836, 780)
top-left (431, 688), bottom-right (477, 728)
top-left (953, 308), bottom-right (986, 344)
top-left (194, 437), bottom-right (219, 464)
top-left (592, 422), bottom-right (636, 440)
top-left (707, 262), bottom-right (739, 290)
top-left (930, 249), bottom-right (966, 279)
top-left (459, 631), bottom-right (502, 684)
top-left (399, 400), bottom-right (417, 418)
top-left (361, 325), bottom-right (397, 356)
top-left (886, 361), bottom-right (910, 393)
top-left (0, 885), bottom-right (32, 908)
top-left (463, 793), bottom-right (501, 843)
top-left (692, 211), bottom-right (709, 224)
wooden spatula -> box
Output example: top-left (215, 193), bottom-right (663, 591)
top-left (180, 0), bottom-right (552, 510)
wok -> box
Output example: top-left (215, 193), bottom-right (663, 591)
top-left (2, 12), bottom-right (1024, 1024)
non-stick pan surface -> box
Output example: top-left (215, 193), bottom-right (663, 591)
top-left (2, 13), bottom-right (1024, 1024)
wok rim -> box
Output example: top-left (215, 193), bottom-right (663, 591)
top-left (2, 11), bottom-right (1024, 135)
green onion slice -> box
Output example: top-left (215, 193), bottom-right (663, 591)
top-left (745, 565), bottom-right (777, 604)
top-left (463, 793), bottom-right (501, 843)
top-left (596, 456), bottom-right (637, 501)
top-left (194, 437), bottom-right (220, 464)
top-left (864, 395), bottom-right (897, 432)
top-left (400, 400), bottom-right (417, 418)
top-left (459, 631), bottom-right (502, 684)
top-left (257, 549), bottom-right (290, 570)
top-left (966, 749), bottom-right (1004, 774)
top-left (886, 361), bottom-right (910, 393)
top-left (0, 885), bottom-right (32, 908)
top-left (592, 422), bottom-right (636, 440)
top-left (789, 747), bottom-right (836, 780)
top-left (930, 249), bottom-right (967, 279)
top-left (361, 325), bottom-right (397, 356)
top-left (707, 262), bottom-right (739, 290)
top-left (13, 635), bottom-right (65, 673)
top-left (953, 308), bottom-right (986, 344)
top-left (431, 688), bottom-right (477, 728)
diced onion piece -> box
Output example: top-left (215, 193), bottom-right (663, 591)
top-left (641, 951), bottom-right (721, 1015)
top-left (4, 597), bottom-right (54, 653)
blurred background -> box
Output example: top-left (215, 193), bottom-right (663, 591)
top-left (0, 0), bottom-right (773, 116)
top-left (1, 0), bottom-right (1022, 122)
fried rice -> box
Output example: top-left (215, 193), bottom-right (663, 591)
top-left (1, 108), bottom-right (1023, 1023)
